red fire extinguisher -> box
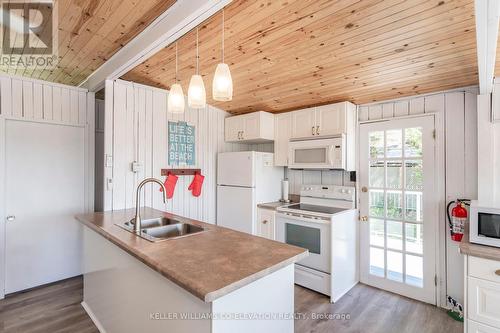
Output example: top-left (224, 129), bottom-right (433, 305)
top-left (447, 199), bottom-right (470, 242)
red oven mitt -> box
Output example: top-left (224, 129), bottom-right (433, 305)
top-left (188, 172), bottom-right (205, 197)
top-left (160, 173), bottom-right (178, 199)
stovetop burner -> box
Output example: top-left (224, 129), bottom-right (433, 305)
top-left (283, 203), bottom-right (348, 215)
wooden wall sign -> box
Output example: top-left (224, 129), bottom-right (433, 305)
top-left (168, 121), bottom-right (195, 166)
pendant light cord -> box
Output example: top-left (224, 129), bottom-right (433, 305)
top-left (221, 8), bottom-right (225, 64)
top-left (175, 42), bottom-right (178, 83)
top-left (196, 28), bottom-right (199, 74)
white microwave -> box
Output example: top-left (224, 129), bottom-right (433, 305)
top-left (288, 136), bottom-right (346, 169)
top-left (470, 201), bottom-right (500, 248)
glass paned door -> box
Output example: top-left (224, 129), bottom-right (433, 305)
top-left (359, 115), bottom-right (437, 304)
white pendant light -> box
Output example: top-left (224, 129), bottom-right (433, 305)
top-left (168, 43), bottom-right (185, 114)
top-left (188, 28), bottom-right (206, 108)
top-left (212, 8), bottom-right (233, 102)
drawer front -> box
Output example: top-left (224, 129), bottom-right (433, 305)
top-left (295, 264), bottom-right (330, 296)
top-left (468, 320), bottom-right (500, 333)
top-left (469, 256), bottom-right (500, 284)
top-left (468, 277), bottom-right (500, 329)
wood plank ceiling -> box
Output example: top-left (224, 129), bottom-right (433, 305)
top-left (0, 0), bottom-right (176, 86)
top-left (122, 0), bottom-right (478, 114)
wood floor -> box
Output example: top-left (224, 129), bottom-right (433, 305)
top-left (0, 276), bottom-right (463, 333)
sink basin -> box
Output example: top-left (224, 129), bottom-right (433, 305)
top-left (143, 223), bottom-right (204, 239)
top-left (115, 218), bottom-right (205, 242)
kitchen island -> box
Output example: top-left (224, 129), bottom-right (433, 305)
top-left (76, 208), bottom-right (308, 333)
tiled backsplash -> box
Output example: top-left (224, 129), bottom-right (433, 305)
top-left (285, 169), bottom-right (356, 195)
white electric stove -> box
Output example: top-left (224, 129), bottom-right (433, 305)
top-left (276, 185), bottom-right (358, 303)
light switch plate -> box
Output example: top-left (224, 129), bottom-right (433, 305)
top-left (131, 162), bottom-right (143, 173)
top-left (105, 154), bottom-right (113, 167)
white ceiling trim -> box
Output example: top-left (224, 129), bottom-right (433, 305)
top-left (80, 0), bottom-right (232, 92)
top-left (475, 0), bottom-right (500, 95)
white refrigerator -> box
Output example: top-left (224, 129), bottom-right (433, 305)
top-left (217, 151), bottom-right (283, 234)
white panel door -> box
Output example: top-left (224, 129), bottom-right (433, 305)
top-left (291, 108), bottom-right (316, 139)
top-left (359, 115), bottom-right (437, 304)
top-left (5, 120), bottom-right (85, 293)
top-left (217, 186), bottom-right (255, 234)
top-left (217, 152), bottom-right (255, 187)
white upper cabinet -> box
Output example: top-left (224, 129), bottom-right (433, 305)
top-left (316, 103), bottom-right (346, 137)
top-left (225, 115), bottom-right (244, 142)
top-left (291, 102), bottom-right (356, 140)
top-left (225, 111), bottom-right (275, 143)
top-left (291, 107), bottom-right (316, 139)
top-left (274, 113), bottom-right (293, 166)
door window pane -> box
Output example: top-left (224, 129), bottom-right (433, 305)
top-left (387, 221), bottom-right (403, 250)
top-left (285, 223), bottom-right (320, 254)
top-left (386, 191), bottom-right (403, 219)
top-left (369, 190), bottom-right (385, 218)
top-left (405, 192), bottom-right (423, 222)
top-left (369, 131), bottom-right (384, 159)
top-left (387, 161), bottom-right (402, 189)
top-left (386, 129), bottom-right (402, 158)
top-left (406, 254), bottom-right (423, 287)
top-left (370, 218), bottom-right (384, 247)
top-left (387, 251), bottom-right (403, 282)
top-left (370, 247), bottom-right (384, 277)
top-left (406, 223), bottom-right (423, 254)
top-left (405, 160), bottom-right (423, 191)
top-left (369, 161), bottom-right (384, 188)
top-left (405, 127), bottom-right (422, 157)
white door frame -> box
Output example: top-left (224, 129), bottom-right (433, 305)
top-left (357, 113), bottom-right (444, 306)
top-left (0, 113), bottom-right (94, 299)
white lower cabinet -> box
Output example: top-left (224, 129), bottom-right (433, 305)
top-left (468, 320), bottom-right (500, 333)
top-left (465, 256), bottom-right (500, 333)
top-left (256, 208), bottom-right (275, 240)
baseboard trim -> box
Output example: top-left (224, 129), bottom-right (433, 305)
top-left (81, 301), bottom-right (107, 333)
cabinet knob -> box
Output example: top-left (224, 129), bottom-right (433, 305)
top-left (495, 269), bottom-right (500, 276)
top-left (262, 220), bottom-right (268, 224)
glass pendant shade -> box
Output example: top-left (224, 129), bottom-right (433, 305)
top-left (212, 63), bottom-right (233, 101)
top-left (188, 74), bottom-right (206, 108)
top-left (168, 83), bottom-right (185, 114)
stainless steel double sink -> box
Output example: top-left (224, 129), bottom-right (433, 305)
top-left (116, 217), bottom-right (205, 242)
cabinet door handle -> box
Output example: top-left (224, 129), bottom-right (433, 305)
top-left (316, 126), bottom-right (320, 135)
top-left (311, 126), bottom-right (315, 135)
top-left (238, 131), bottom-right (241, 140)
top-left (495, 269), bottom-right (500, 276)
top-left (262, 220), bottom-right (268, 224)
top-left (241, 131), bottom-right (244, 140)
top-left (6, 215), bottom-right (15, 222)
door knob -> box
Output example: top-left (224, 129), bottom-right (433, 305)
top-left (6, 215), bottom-right (15, 222)
top-left (495, 269), bottom-right (500, 276)
top-left (360, 216), bottom-right (368, 222)
top-left (361, 186), bottom-right (368, 193)
top-left (262, 220), bottom-right (268, 224)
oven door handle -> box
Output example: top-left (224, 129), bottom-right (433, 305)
top-left (276, 212), bottom-right (330, 225)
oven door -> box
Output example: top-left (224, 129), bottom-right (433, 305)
top-left (276, 212), bottom-right (331, 273)
top-left (288, 137), bottom-right (344, 169)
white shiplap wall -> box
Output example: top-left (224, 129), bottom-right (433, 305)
top-left (286, 169), bottom-right (355, 195)
top-left (104, 80), bottom-right (273, 224)
top-left (359, 87), bottom-right (478, 306)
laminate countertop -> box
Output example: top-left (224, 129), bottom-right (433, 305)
top-left (75, 208), bottom-right (308, 303)
top-left (459, 230), bottom-right (500, 261)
